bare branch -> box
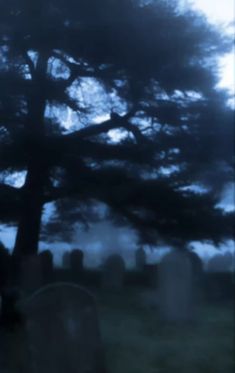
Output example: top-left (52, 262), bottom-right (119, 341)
top-left (65, 113), bottom-right (147, 144)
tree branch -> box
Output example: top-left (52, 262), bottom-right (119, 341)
top-left (22, 50), bottom-right (35, 79)
top-left (64, 113), bottom-right (147, 144)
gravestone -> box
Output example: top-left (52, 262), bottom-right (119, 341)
top-left (158, 250), bottom-right (194, 322)
top-left (39, 251), bottom-right (54, 285)
top-left (135, 247), bottom-right (146, 271)
top-left (20, 255), bottom-right (42, 294)
top-left (5, 283), bottom-right (107, 373)
top-left (62, 251), bottom-right (71, 269)
top-left (102, 254), bottom-right (125, 291)
top-left (70, 249), bottom-right (84, 279)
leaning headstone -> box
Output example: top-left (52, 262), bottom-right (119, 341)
top-left (135, 247), bottom-right (147, 271)
top-left (7, 283), bottom-right (107, 373)
top-left (102, 254), bottom-right (125, 291)
top-left (20, 255), bottom-right (42, 294)
top-left (62, 251), bottom-right (71, 269)
top-left (39, 251), bottom-right (54, 285)
top-left (158, 250), bottom-right (194, 322)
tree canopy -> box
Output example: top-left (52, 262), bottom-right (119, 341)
top-left (0, 0), bottom-right (234, 255)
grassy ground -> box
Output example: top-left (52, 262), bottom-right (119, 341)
top-left (95, 287), bottom-right (234, 373)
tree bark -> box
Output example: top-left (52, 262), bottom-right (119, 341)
top-left (13, 52), bottom-right (49, 256)
top-left (13, 163), bottom-right (48, 256)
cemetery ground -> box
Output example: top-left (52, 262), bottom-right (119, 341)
top-left (1, 262), bottom-right (234, 373)
top-left (96, 287), bottom-right (234, 373)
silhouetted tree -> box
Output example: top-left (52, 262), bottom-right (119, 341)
top-left (0, 0), bottom-right (234, 255)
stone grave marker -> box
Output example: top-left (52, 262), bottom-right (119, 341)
top-left (6, 282), bottom-right (107, 373)
top-left (135, 247), bottom-right (146, 271)
top-left (70, 249), bottom-right (84, 280)
top-left (158, 250), bottom-right (194, 322)
top-left (102, 254), bottom-right (125, 291)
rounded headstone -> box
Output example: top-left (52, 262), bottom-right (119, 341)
top-left (70, 249), bottom-right (84, 273)
top-left (158, 250), bottom-right (194, 323)
top-left (13, 283), bottom-right (107, 373)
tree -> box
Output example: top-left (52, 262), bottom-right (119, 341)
top-left (0, 0), bottom-right (234, 256)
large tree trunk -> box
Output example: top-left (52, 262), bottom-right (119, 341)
top-left (13, 52), bottom-right (49, 256)
top-left (13, 163), bottom-right (48, 256)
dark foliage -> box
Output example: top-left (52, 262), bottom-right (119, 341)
top-left (0, 0), bottom-right (234, 254)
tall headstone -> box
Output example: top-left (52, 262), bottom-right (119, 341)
top-left (135, 247), bottom-right (147, 271)
top-left (158, 250), bottom-right (194, 322)
top-left (20, 255), bottom-right (42, 294)
top-left (102, 254), bottom-right (125, 291)
top-left (70, 249), bottom-right (84, 277)
top-left (6, 283), bottom-right (107, 373)
top-left (39, 251), bottom-right (54, 285)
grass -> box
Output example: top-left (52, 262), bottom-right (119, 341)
top-left (94, 287), bottom-right (234, 373)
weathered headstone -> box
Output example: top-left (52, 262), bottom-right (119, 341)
top-left (70, 249), bottom-right (84, 279)
top-left (39, 250), bottom-right (54, 285)
top-left (135, 247), bottom-right (147, 271)
top-left (20, 255), bottom-right (42, 294)
top-left (8, 283), bottom-right (107, 373)
top-left (102, 254), bottom-right (125, 291)
top-left (158, 250), bottom-right (194, 322)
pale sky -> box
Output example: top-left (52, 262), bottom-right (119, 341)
top-left (191, 0), bottom-right (234, 24)
top-left (181, 0), bottom-right (234, 92)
